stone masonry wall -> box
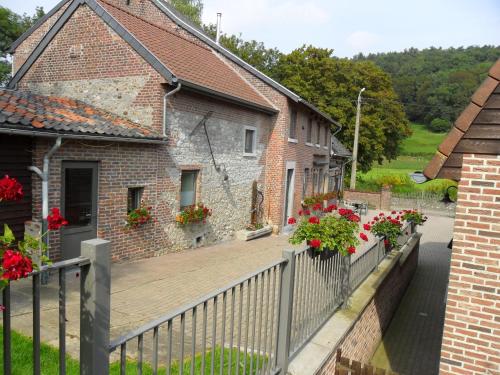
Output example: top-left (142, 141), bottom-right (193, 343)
top-left (19, 3), bottom-right (273, 260)
top-left (318, 240), bottom-right (419, 374)
top-left (439, 154), bottom-right (500, 375)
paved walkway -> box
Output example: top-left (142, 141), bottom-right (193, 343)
top-left (370, 215), bottom-right (454, 375)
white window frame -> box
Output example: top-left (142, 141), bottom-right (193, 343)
top-left (288, 108), bottom-right (298, 142)
top-left (243, 125), bottom-right (257, 156)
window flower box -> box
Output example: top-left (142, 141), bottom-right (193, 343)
top-left (176, 204), bottom-right (212, 226)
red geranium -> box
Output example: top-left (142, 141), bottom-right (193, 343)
top-left (310, 239), bottom-right (321, 248)
top-left (303, 209), bottom-right (311, 216)
top-left (323, 204), bottom-right (337, 213)
top-left (2, 250), bottom-right (33, 281)
top-left (360, 233), bottom-right (368, 241)
top-left (363, 224), bottom-right (371, 231)
top-left (308, 216), bottom-right (320, 224)
top-left (348, 214), bottom-right (360, 222)
top-left (288, 217), bottom-right (297, 225)
top-left (347, 246), bottom-right (356, 254)
top-left (0, 175), bottom-right (24, 202)
top-left (47, 208), bottom-right (68, 230)
top-left (384, 239), bottom-right (390, 247)
top-left (298, 209), bottom-right (303, 216)
top-left (312, 203), bottom-right (322, 211)
top-left (338, 208), bottom-right (353, 217)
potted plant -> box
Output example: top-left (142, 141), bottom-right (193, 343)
top-left (176, 203), bottom-right (212, 226)
top-left (126, 203), bottom-right (154, 229)
top-left (288, 204), bottom-right (368, 260)
top-left (368, 212), bottom-right (403, 252)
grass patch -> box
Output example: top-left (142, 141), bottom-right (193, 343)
top-left (400, 123), bottom-right (447, 157)
top-left (0, 326), bottom-right (266, 375)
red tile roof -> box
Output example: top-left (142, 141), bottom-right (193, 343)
top-left (98, 0), bottom-right (274, 112)
top-left (0, 89), bottom-right (163, 141)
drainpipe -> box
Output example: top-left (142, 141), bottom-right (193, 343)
top-left (28, 137), bottom-right (62, 272)
top-left (163, 83), bottom-right (182, 137)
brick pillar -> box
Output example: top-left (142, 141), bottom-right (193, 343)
top-left (439, 154), bottom-right (500, 375)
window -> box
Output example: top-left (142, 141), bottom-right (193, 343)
top-left (303, 168), bottom-right (310, 198)
top-left (127, 187), bottom-right (143, 213)
top-left (306, 119), bottom-right (312, 144)
top-left (324, 126), bottom-right (329, 147)
top-left (244, 126), bottom-right (256, 155)
top-left (312, 168), bottom-right (319, 193)
top-left (289, 109), bottom-right (297, 140)
top-left (316, 123), bottom-right (321, 145)
top-left (318, 170), bottom-right (324, 193)
top-left (180, 171), bottom-right (198, 208)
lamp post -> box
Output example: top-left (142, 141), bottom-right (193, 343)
top-left (349, 87), bottom-right (365, 190)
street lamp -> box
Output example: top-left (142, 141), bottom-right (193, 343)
top-left (349, 87), bottom-right (365, 190)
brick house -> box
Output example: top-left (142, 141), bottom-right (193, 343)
top-left (423, 59), bottom-right (500, 375)
top-left (1, 0), bottom-right (341, 261)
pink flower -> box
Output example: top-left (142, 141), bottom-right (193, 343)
top-left (310, 239), bottom-right (321, 249)
top-left (288, 217), bottom-right (297, 225)
top-left (360, 233), bottom-right (368, 242)
top-left (363, 224), bottom-right (371, 231)
top-left (308, 216), bottom-right (320, 224)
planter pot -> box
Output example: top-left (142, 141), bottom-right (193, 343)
top-left (236, 225), bottom-right (273, 241)
top-left (307, 247), bottom-right (337, 261)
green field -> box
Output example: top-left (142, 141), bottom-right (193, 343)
top-left (356, 123), bottom-right (457, 195)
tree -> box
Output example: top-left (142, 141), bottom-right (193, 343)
top-left (273, 45), bottom-right (411, 172)
top-left (0, 6), bottom-right (45, 85)
top-left (170, 0), bottom-right (203, 27)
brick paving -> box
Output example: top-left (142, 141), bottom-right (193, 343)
top-left (370, 215), bottom-right (454, 375)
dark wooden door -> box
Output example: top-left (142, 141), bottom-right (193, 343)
top-left (60, 162), bottom-right (98, 260)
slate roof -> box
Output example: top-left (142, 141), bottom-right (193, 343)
top-left (424, 59), bottom-right (500, 181)
top-left (331, 135), bottom-right (351, 158)
top-left (0, 89), bottom-right (164, 142)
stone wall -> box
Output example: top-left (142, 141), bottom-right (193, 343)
top-left (343, 187), bottom-right (391, 210)
top-left (316, 237), bottom-right (419, 374)
top-left (439, 154), bottom-right (500, 375)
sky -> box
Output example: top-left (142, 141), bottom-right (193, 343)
top-left (3, 0), bottom-right (500, 57)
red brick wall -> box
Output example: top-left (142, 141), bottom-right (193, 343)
top-left (318, 242), bottom-right (419, 374)
top-left (439, 154), bottom-right (500, 375)
top-left (344, 188), bottom-right (392, 210)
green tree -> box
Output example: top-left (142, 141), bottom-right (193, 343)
top-left (170, 0), bottom-right (203, 26)
top-left (273, 45), bottom-right (410, 172)
top-left (0, 6), bottom-right (45, 85)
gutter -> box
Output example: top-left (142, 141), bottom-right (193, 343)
top-left (0, 128), bottom-right (167, 144)
top-left (163, 83), bottom-right (182, 137)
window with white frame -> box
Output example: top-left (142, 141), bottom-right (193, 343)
top-left (289, 108), bottom-right (297, 140)
top-left (180, 170), bottom-right (198, 209)
top-left (244, 126), bottom-right (257, 155)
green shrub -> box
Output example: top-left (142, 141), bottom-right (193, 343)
top-left (428, 118), bottom-right (451, 133)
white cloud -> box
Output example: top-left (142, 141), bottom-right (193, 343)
top-left (346, 31), bottom-right (381, 52)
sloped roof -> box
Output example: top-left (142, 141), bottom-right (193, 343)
top-left (331, 136), bottom-right (351, 157)
top-left (424, 59), bottom-right (500, 181)
top-left (0, 89), bottom-right (164, 142)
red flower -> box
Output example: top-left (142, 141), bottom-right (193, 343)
top-left (373, 216), bottom-right (379, 221)
top-left (288, 217), bottom-right (297, 225)
top-left (308, 216), bottom-right (320, 224)
top-left (347, 246), bottom-right (356, 254)
top-left (304, 209), bottom-right (311, 216)
top-left (384, 239), bottom-right (390, 246)
top-left (363, 224), bottom-right (371, 231)
top-left (360, 233), bottom-right (368, 241)
top-left (47, 208), bottom-right (69, 230)
top-left (348, 214), bottom-right (360, 222)
top-left (312, 203), bottom-right (322, 211)
top-left (391, 210), bottom-right (396, 214)
top-left (298, 210), bottom-right (303, 216)
top-left (0, 175), bottom-right (24, 202)
top-left (2, 250), bottom-right (33, 281)
top-left (324, 204), bottom-right (337, 213)
top-left (379, 212), bottom-right (384, 216)
top-left (338, 208), bottom-right (353, 217)
top-left (310, 239), bottom-right (321, 248)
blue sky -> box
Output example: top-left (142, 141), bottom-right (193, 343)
top-left (4, 0), bottom-right (500, 57)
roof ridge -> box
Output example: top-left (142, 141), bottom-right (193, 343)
top-left (98, 0), bottom-right (212, 53)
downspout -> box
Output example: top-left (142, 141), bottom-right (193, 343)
top-left (163, 83), bottom-right (182, 137)
top-left (28, 137), bottom-right (62, 267)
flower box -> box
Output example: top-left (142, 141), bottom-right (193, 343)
top-left (236, 225), bottom-right (273, 241)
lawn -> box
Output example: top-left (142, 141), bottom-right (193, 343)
top-left (0, 326), bottom-right (266, 375)
top-left (355, 123), bottom-right (456, 194)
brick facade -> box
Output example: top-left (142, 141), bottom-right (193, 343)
top-left (343, 187), bottom-right (392, 210)
top-left (318, 238), bottom-right (419, 374)
top-left (439, 154), bottom-right (500, 375)
top-left (10, 0), bottom-right (335, 260)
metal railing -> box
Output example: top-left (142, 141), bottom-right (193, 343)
top-left (109, 259), bottom-right (286, 375)
top-left (1, 238), bottom-right (111, 375)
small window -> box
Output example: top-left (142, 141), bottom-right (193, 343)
top-left (306, 119), bottom-right (312, 143)
top-left (244, 126), bottom-right (256, 155)
top-left (303, 168), bottom-right (310, 198)
top-left (180, 171), bottom-right (198, 208)
top-left (289, 109), bottom-right (297, 139)
top-left (324, 126), bottom-right (329, 147)
top-left (127, 187), bottom-right (143, 213)
top-left (312, 168), bottom-right (319, 193)
top-left (316, 123), bottom-right (321, 145)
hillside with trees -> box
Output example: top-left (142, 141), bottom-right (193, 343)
top-left (354, 46), bottom-right (500, 132)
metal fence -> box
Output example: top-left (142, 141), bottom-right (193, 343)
top-left (2, 226), bottom-right (417, 375)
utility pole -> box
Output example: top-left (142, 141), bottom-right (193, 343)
top-left (350, 87), bottom-right (365, 190)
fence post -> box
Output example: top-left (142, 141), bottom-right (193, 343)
top-left (276, 249), bottom-right (296, 374)
top-left (80, 239), bottom-right (111, 375)
top-left (341, 254), bottom-right (351, 309)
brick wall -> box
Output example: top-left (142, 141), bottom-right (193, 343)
top-left (318, 241), bottom-right (419, 374)
top-left (344, 188), bottom-right (392, 210)
top-left (439, 153), bottom-right (500, 375)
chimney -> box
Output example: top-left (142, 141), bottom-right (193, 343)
top-left (216, 13), bottom-right (222, 44)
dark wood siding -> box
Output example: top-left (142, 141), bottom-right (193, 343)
top-left (0, 135), bottom-right (33, 241)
